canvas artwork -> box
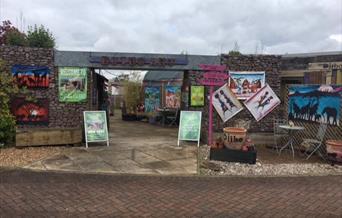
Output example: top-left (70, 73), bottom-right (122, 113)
top-left (244, 84), bottom-right (281, 121)
top-left (165, 86), bottom-right (181, 108)
top-left (11, 65), bottom-right (50, 88)
top-left (190, 86), bottom-right (205, 106)
top-left (288, 85), bottom-right (342, 126)
top-left (144, 86), bottom-right (161, 112)
top-left (11, 98), bottom-right (49, 125)
top-left (212, 84), bottom-right (243, 122)
top-left (59, 67), bottom-right (88, 102)
top-left (229, 71), bottom-right (265, 99)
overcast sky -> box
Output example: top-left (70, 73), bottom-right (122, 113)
top-left (1, 0), bottom-right (342, 55)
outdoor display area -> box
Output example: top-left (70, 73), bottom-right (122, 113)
top-left (1, 45), bottom-right (341, 177)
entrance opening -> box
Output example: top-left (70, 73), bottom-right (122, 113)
top-left (88, 68), bottom-right (198, 175)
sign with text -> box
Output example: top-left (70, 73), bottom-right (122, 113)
top-left (59, 67), bottom-right (88, 102)
top-left (197, 64), bottom-right (228, 86)
top-left (83, 111), bottom-right (109, 148)
top-left (177, 111), bottom-right (202, 147)
top-left (89, 56), bottom-right (188, 67)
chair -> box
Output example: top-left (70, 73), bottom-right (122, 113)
top-left (166, 109), bottom-right (179, 126)
top-left (273, 119), bottom-right (288, 153)
top-left (300, 123), bottom-right (328, 160)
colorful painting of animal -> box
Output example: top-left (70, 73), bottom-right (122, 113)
top-left (212, 84), bottom-right (243, 122)
top-left (229, 71), bottom-right (265, 99)
top-left (288, 85), bottom-right (341, 126)
top-left (11, 65), bottom-right (50, 88)
top-left (165, 86), bottom-right (181, 108)
top-left (244, 84), bottom-right (281, 121)
top-left (144, 86), bottom-right (161, 112)
top-left (11, 98), bottom-right (49, 125)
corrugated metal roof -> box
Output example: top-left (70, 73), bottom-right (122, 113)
top-left (143, 70), bottom-right (183, 82)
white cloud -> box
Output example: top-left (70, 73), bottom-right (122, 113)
top-left (2, 0), bottom-right (341, 54)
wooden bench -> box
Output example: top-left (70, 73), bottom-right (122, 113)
top-left (16, 128), bottom-right (82, 147)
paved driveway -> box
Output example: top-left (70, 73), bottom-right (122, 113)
top-left (25, 113), bottom-right (198, 175)
top-left (1, 169), bottom-right (341, 217)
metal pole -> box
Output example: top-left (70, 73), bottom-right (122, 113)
top-left (209, 86), bottom-right (213, 146)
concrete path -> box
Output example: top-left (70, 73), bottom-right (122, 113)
top-left (25, 113), bottom-right (198, 175)
top-left (1, 169), bottom-right (341, 217)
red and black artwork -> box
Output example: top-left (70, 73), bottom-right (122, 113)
top-left (11, 98), bottom-right (49, 125)
top-left (11, 65), bottom-right (50, 88)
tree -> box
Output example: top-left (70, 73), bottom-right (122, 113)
top-left (0, 60), bottom-right (19, 146)
top-left (27, 25), bottom-right (55, 48)
top-left (228, 41), bottom-right (241, 56)
top-left (0, 20), bottom-right (27, 46)
top-left (122, 72), bottom-right (143, 114)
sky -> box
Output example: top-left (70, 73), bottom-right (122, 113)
top-left (1, 0), bottom-right (342, 56)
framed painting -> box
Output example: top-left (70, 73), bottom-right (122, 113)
top-left (212, 84), bottom-right (243, 122)
top-left (190, 86), bottom-right (204, 107)
top-left (229, 71), bottom-right (265, 99)
top-left (244, 84), bottom-right (281, 121)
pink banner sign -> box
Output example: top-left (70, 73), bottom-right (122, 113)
top-left (198, 65), bottom-right (228, 86)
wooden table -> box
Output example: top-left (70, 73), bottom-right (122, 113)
top-left (157, 108), bottom-right (176, 126)
top-left (278, 125), bottom-right (305, 158)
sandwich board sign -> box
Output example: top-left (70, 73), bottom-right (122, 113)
top-left (83, 111), bottom-right (109, 148)
top-left (177, 111), bottom-right (202, 147)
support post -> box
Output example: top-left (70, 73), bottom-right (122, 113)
top-left (209, 86), bottom-right (214, 146)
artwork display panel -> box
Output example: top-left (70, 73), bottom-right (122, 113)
top-left (288, 85), bottom-right (341, 126)
top-left (59, 67), bottom-right (88, 102)
top-left (11, 65), bottom-right (50, 88)
top-left (229, 71), bottom-right (265, 99)
top-left (165, 86), bottom-right (181, 108)
top-left (212, 84), bottom-right (243, 122)
top-left (11, 98), bottom-right (49, 125)
top-left (190, 86), bottom-right (205, 106)
top-left (244, 84), bottom-right (281, 121)
top-left (144, 86), bottom-right (161, 112)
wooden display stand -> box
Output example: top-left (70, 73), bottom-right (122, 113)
top-left (210, 147), bottom-right (257, 164)
top-left (16, 128), bottom-right (82, 147)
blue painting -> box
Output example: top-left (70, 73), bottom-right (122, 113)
top-left (288, 85), bottom-right (342, 126)
top-left (11, 65), bottom-right (50, 88)
top-left (145, 86), bottom-right (160, 112)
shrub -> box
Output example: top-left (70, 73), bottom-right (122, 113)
top-left (0, 60), bottom-right (19, 146)
top-left (27, 25), bottom-right (55, 48)
top-left (5, 29), bottom-right (28, 46)
top-left (0, 20), bottom-right (27, 46)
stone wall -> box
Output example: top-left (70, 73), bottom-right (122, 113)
top-left (187, 55), bottom-right (282, 143)
top-left (0, 45), bottom-right (91, 129)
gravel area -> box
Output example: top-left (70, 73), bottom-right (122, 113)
top-left (199, 145), bottom-right (342, 176)
top-left (0, 146), bottom-right (65, 168)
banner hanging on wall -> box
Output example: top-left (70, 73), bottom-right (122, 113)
top-left (177, 111), bottom-right (202, 147)
top-left (244, 84), bottom-right (280, 121)
top-left (58, 67), bottom-right (87, 102)
top-left (288, 85), bottom-right (341, 126)
top-left (11, 65), bottom-right (50, 88)
top-left (212, 84), bottom-right (243, 122)
top-left (190, 86), bottom-right (205, 106)
top-left (229, 71), bottom-right (265, 99)
top-left (165, 86), bottom-right (181, 108)
top-left (11, 98), bottom-right (49, 125)
top-left (83, 111), bottom-right (109, 148)
top-left (144, 86), bottom-right (161, 112)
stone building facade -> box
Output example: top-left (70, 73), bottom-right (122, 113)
top-left (0, 46), bottom-right (94, 129)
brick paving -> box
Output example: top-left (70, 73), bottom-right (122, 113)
top-left (0, 169), bottom-right (342, 217)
